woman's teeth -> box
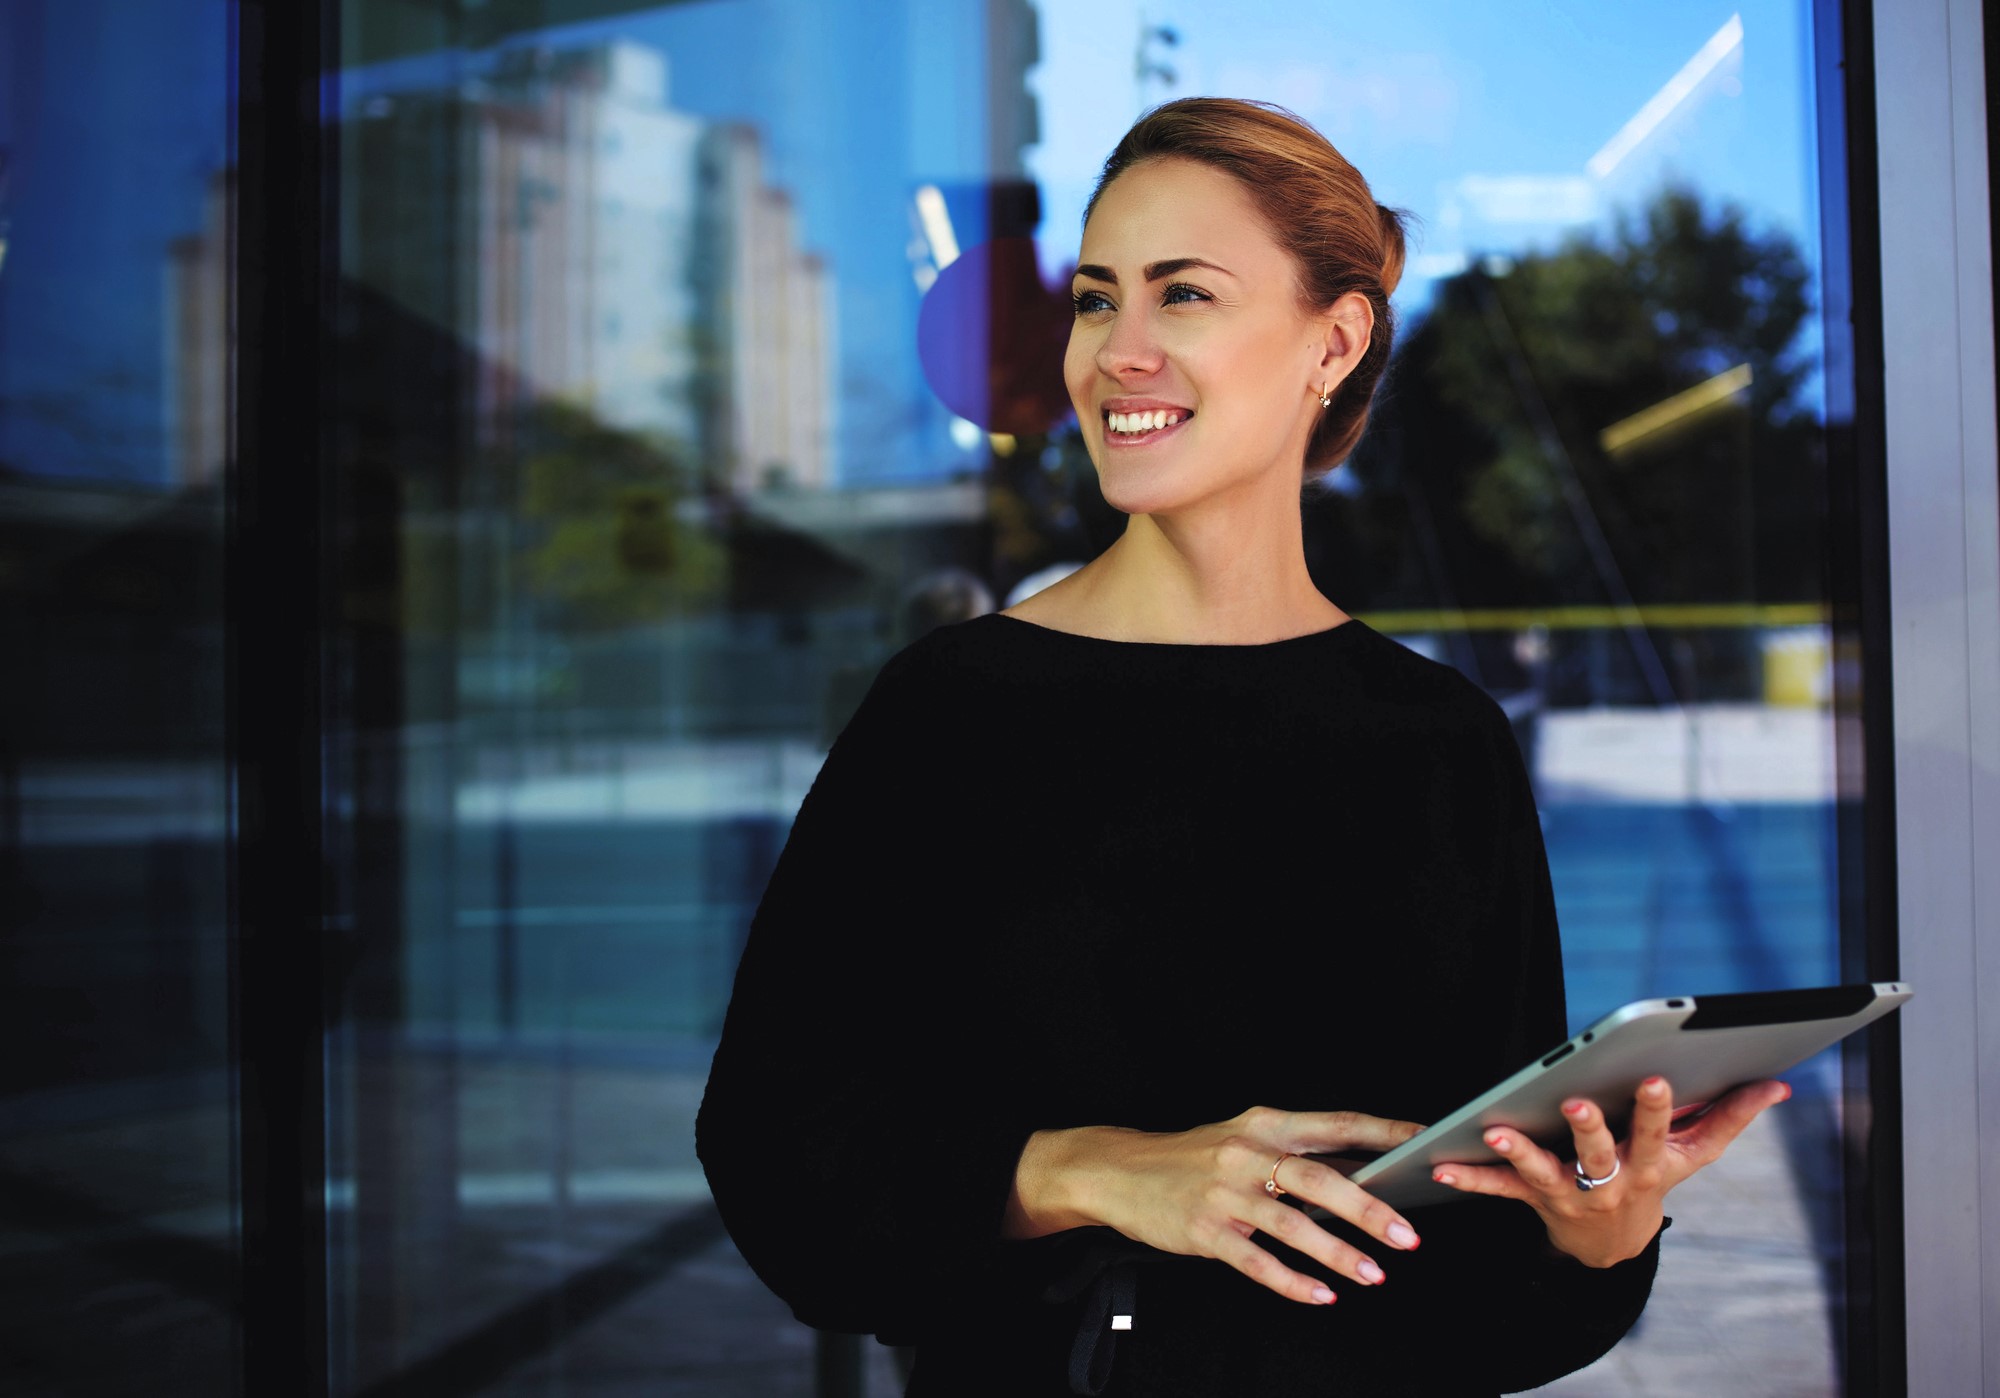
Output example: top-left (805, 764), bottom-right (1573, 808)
top-left (1107, 410), bottom-right (1186, 435)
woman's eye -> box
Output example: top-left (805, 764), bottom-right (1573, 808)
top-left (1070, 283), bottom-right (1209, 317)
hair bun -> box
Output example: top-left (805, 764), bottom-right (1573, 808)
top-left (1375, 203), bottom-right (1409, 297)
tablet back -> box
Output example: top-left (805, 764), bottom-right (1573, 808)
top-left (1306, 982), bottom-right (1910, 1213)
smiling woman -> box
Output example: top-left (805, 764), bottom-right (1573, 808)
top-left (1070, 100), bottom-right (1408, 485)
top-left (696, 96), bottom-right (1787, 1397)
top-left (1001, 99), bottom-right (1419, 645)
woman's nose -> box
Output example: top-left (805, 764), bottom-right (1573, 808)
top-left (1096, 306), bottom-right (1165, 377)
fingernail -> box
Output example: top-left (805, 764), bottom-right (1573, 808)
top-left (1487, 1133), bottom-right (1512, 1153)
top-left (1564, 1102), bottom-right (1587, 1117)
top-left (1644, 1077), bottom-right (1667, 1094)
top-left (1781, 1083), bottom-right (1794, 1101)
top-left (1358, 1259), bottom-right (1385, 1284)
top-left (1311, 1285), bottom-right (1335, 1304)
top-left (1388, 1221), bottom-right (1418, 1248)
top-left (1433, 1170), bottom-right (1456, 1187)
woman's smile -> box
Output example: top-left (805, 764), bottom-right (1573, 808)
top-left (1103, 404), bottom-right (1196, 448)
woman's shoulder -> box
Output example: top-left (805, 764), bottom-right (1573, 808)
top-left (1359, 628), bottom-right (1512, 719)
top-left (862, 617), bottom-right (993, 693)
top-left (1386, 643), bottom-right (1526, 772)
top-left (836, 619), bottom-right (1011, 732)
top-left (893, 611), bottom-right (1058, 683)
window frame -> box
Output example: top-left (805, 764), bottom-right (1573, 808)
top-left (1870, 0), bottom-right (2000, 1393)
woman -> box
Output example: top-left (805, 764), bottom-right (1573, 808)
top-left (696, 97), bottom-right (1788, 1396)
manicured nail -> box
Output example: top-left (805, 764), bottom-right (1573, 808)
top-left (1564, 1101), bottom-right (1587, 1117)
top-left (1358, 1259), bottom-right (1385, 1284)
top-left (1643, 1077), bottom-right (1667, 1095)
top-left (1388, 1221), bottom-right (1418, 1249)
top-left (1487, 1133), bottom-right (1512, 1153)
top-left (1311, 1285), bottom-right (1335, 1304)
top-left (1433, 1170), bottom-right (1456, 1186)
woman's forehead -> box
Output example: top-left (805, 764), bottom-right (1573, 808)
top-left (1081, 159), bottom-right (1278, 273)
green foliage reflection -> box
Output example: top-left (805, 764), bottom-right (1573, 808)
top-left (1363, 184), bottom-right (1820, 610)
top-left (512, 399), bottom-right (725, 631)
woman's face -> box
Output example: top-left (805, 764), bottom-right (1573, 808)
top-left (1065, 156), bottom-right (1362, 517)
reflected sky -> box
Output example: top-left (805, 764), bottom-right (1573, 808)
top-left (0, 0), bottom-right (232, 486)
top-left (0, 0), bottom-right (1824, 486)
top-left (445, 0), bottom-right (1829, 482)
top-left (533, 1), bottom-right (1815, 319)
top-left (1029, 2), bottom-right (1813, 315)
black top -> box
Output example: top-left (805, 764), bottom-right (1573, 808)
top-left (696, 613), bottom-right (1662, 1396)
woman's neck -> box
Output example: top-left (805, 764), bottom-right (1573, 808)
top-left (1017, 500), bottom-right (1348, 646)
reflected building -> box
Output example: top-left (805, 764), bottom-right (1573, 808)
top-left (332, 38), bottom-right (835, 498)
top-left (695, 123), bottom-right (835, 495)
top-left (165, 171), bottom-right (231, 491)
top-left (470, 42), bottom-right (707, 453)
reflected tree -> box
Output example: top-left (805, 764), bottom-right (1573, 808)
top-left (1337, 184), bottom-right (1821, 614)
top-left (507, 398), bottom-right (725, 631)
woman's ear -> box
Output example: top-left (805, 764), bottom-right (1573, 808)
top-left (1315, 291), bottom-right (1375, 388)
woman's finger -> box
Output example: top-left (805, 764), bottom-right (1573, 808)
top-left (1278, 1153), bottom-right (1423, 1252)
top-left (1481, 1126), bottom-right (1569, 1194)
top-left (1247, 1195), bottom-right (1388, 1289)
top-left (1625, 1076), bottom-right (1675, 1179)
top-left (1209, 1228), bottom-right (1340, 1307)
top-left (1669, 1078), bottom-right (1791, 1177)
top-left (1268, 1107), bottom-right (1426, 1158)
top-left (1430, 1160), bottom-right (1534, 1202)
top-left (1560, 1097), bottom-right (1621, 1181)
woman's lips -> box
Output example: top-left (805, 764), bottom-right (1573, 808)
top-left (1102, 413), bottom-right (1193, 448)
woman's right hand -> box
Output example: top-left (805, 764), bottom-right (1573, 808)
top-left (1005, 1106), bottom-right (1427, 1305)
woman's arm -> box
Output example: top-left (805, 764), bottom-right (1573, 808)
top-left (695, 645), bottom-right (1049, 1342)
top-left (1003, 1126), bottom-right (1112, 1240)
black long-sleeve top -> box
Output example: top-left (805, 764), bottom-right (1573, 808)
top-left (696, 612), bottom-right (1662, 1395)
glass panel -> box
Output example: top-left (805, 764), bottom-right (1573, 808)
top-left (0, 1), bottom-right (239, 1393)
top-left (322, 1), bottom-right (1873, 1393)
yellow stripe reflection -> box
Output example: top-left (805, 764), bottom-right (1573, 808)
top-left (1598, 363), bottom-right (1753, 455)
top-left (1355, 603), bottom-right (1830, 633)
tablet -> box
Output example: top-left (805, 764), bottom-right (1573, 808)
top-left (1302, 981), bottom-right (1911, 1215)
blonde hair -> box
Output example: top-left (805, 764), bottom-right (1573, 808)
top-left (1083, 97), bottom-right (1409, 478)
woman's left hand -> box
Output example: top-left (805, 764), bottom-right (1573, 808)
top-left (1429, 1074), bottom-right (1792, 1268)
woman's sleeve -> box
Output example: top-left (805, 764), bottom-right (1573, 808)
top-left (693, 641), bottom-right (1059, 1342)
top-left (1408, 695), bottom-right (1664, 1392)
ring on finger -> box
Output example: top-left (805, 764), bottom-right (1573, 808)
top-left (1573, 1155), bottom-right (1621, 1191)
top-left (1266, 1151), bottom-right (1297, 1197)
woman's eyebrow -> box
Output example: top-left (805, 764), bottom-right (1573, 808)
top-left (1072, 257), bottom-right (1236, 285)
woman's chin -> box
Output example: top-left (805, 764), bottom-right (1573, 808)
top-left (1096, 462), bottom-right (1205, 518)
top-left (1098, 457), bottom-right (1267, 519)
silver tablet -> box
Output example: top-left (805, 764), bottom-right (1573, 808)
top-left (1303, 982), bottom-right (1912, 1215)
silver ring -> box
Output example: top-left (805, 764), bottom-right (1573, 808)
top-left (1574, 1155), bottom-right (1621, 1191)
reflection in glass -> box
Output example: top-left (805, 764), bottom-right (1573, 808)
top-left (0, 0), bottom-right (237, 1393)
top-left (0, 0), bottom-right (1878, 1391)
top-left (317, 1), bottom-right (1866, 1392)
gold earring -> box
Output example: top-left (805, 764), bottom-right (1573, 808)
top-left (1317, 383), bottom-right (1332, 408)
